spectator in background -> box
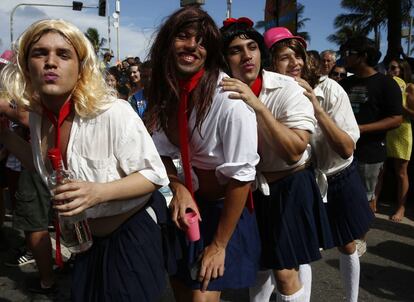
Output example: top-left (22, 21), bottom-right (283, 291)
top-left (320, 50), bottom-right (336, 76)
top-left (99, 51), bottom-right (113, 72)
top-left (127, 63), bottom-right (148, 118)
top-left (340, 37), bottom-right (403, 256)
top-left (330, 64), bottom-right (348, 82)
top-left (374, 59), bottom-right (413, 222)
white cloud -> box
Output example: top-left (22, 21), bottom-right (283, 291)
top-left (0, 0), bottom-right (155, 63)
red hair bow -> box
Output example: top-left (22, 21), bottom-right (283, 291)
top-left (223, 17), bottom-right (254, 28)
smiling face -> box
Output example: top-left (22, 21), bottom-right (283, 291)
top-left (173, 26), bottom-right (207, 77)
top-left (388, 60), bottom-right (401, 77)
top-left (129, 65), bottom-right (141, 84)
top-left (226, 36), bottom-right (261, 87)
top-left (272, 46), bottom-right (304, 78)
top-left (27, 31), bottom-right (80, 104)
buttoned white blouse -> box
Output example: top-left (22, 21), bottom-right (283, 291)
top-left (30, 98), bottom-right (169, 219)
top-left (256, 70), bottom-right (316, 172)
top-left (311, 76), bottom-right (360, 176)
top-left (152, 72), bottom-right (259, 191)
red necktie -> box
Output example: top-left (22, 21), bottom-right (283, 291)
top-left (246, 74), bottom-right (263, 212)
top-left (177, 69), bottom-right (205, 198)
top-left (42, 99), bottom-right (73, 268)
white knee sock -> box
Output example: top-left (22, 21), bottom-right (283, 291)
top-left (277, 286), bottom-right (305, 302)
top-left (249, 270), bottom-right (276, 302)
top-left (298, 264), bottom-right (312, 302)
top-left (340, 250), bottom-right (360, 302)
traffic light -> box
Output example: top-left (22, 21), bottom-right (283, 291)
top-left (180, 0), bottom-right (205, 6)
top-left (72, 1), bottom-right (83, 11)
top-left (98, 0), bottom-right (106, 16)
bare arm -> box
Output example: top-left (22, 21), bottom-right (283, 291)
top-left (161, 156), bottom-right (201, 229)
top-left (221, 77), bottom-right (308, 164)
top-left (0, 128), bottom-right (34, 171)
top-left (0, 97), bottom-right (29, 127)
top-left (359, 115), bottom-right (403, 134)
top-left (297, 78), bottom-right (354, 159)
top-left (199, 179), bottom-right (251, 291)
top-left (54, 171), bottom-right (160, 216)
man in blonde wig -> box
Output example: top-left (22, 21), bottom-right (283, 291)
top-left (0, 19), bottom-right (169, 301)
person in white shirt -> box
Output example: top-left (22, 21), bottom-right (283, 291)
top-left (220, 19), bottom-right (333, 302)
top-left (0, 19), bottom-right (169, 301)
top-left (147, 7), bottom-right (261, 302)
top-left (263, 27), bottom-right (374, 302)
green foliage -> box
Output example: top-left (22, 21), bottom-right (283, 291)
top-left (84, 27), bottom-right (107, 55)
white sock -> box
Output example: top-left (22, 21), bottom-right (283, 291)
top-left (277, 286), bottom-right (305, 302)
top-left (340, 250), bottom-right (360, 302)
top-left (249, 270), bottom-right (276, 302)
top-left (298, 264), bottom-right (312, 302)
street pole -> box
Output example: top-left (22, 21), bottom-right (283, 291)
top-left (107, 0), bottom-right (111, 55)
top-left (226, 0), bottom-right (232, 18)
top-left (10, 3), bottom-right (98, 45)
top-left (408, 16), bottom-right (413, 55)
top-left (115, 0), bottom-right (120, 62)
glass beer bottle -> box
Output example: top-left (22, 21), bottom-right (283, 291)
top-left (47, 148), bottom-right (93, 253)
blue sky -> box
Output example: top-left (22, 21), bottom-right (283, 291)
top-left (0, 0), bottom-right (394, 62)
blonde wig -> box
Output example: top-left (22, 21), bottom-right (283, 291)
top-left (0, 19), bottom-right (112, 117)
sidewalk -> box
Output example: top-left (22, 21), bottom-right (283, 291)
top-left (1, 201), bottom-right (413, 302)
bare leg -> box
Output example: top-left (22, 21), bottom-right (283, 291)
top-left (274, 268), bottom-right (302, 296)
top-left (170, 277), bottom-right (221, 302)
top-left (391, 159), bottom-right (409, 222)
top-left (26, 230), bottom-right (54, 287)
top-left (371, 165), bottom-right (385, 213)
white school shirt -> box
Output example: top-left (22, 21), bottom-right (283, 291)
top-left (257, 70), bottom-right (316, 172)
top-left (152, 71), bottom-right (259, 190)
top-left (311, 76), bottom-right (360, 176)
top-left (30, 98), bottom-right (169, 219)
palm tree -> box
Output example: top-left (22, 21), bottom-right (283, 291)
top-left (327, 24), bottom-right (368, 47)
top-left (255, 2), bottom-right (310, 42)
top-left (333, 0), bottom-right (412, 49)
top-left (296, 3), bottom-right (310, 42)
top-left (84, 27), bottom-right (107, 55)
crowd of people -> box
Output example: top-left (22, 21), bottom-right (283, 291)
top-left (0, 5), bottom-right (412, 302)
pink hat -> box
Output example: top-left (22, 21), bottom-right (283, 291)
top-left (263, 27), bottom-right (307, 50)
top-left (0, 50), bottom-right (13, 65)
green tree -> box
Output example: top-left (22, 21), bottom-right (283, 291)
top-left (327, 25), bottom-right (368, 47)
top-left (333, 0), bottom-right (412, 49)
top-left (84, 27), bottom-right (107, 55)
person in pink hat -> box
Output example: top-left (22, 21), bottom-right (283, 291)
top-left (263, 27), bottom-right (375, 302)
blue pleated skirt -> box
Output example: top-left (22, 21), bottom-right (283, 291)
top-left (326, 160), bottom-right (375, 246)
top-left (71, 194), bottom-right (167, 302)
top-left (254, 168), bottom-right (334, 270)
top-left (174, 198), bottom-right (261, 291)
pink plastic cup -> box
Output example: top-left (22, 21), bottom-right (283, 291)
top-left (185, 211), bottom-right (200, 242)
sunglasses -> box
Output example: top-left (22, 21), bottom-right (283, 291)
top-left (389, 65), bottom-right (399, 71)
top-left (341, 50), bottom-right (359, 57)
top-left (331, 71), bottom-right (347, 78)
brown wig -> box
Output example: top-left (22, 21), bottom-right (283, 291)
top-left (270, 38), bottom-right (319, 88)
top-left (146, 6), bottom-right (226, 133)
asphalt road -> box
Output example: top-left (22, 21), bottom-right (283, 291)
top-left (1, 201), bottom-right (413, 302)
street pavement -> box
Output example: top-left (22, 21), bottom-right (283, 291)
top-left (1, 201), bottom-right (413, 302)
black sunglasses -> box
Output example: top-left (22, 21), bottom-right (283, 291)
top-left (341, 50), bottom-right (359, 57)
top-left (331, 71), bottom-right (347, 78)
